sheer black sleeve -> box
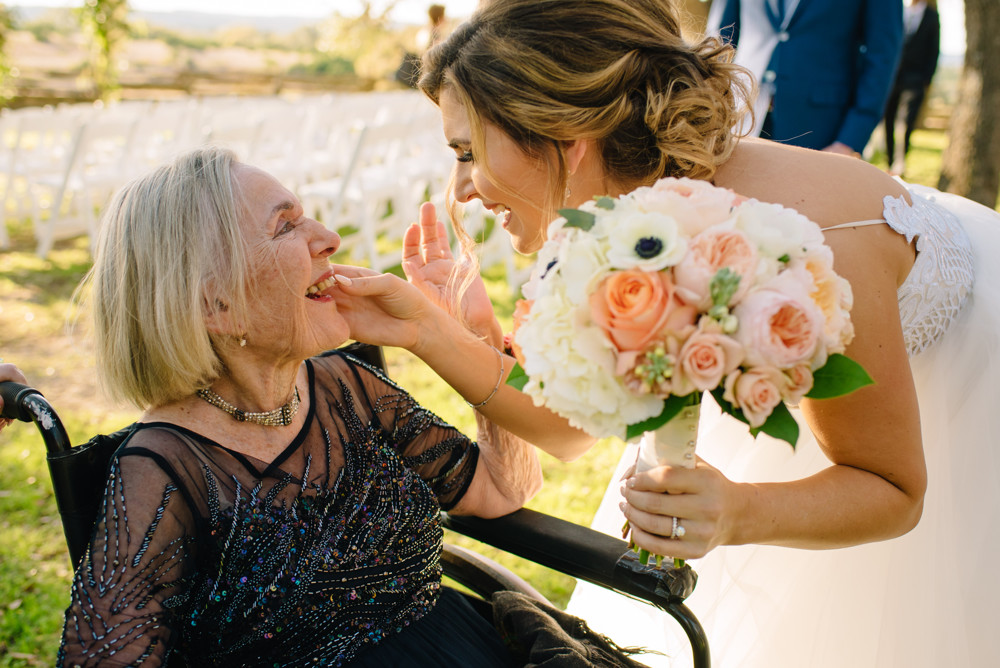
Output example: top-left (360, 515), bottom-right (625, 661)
top-left (315, 351), bottom-right (479, 511)
top-left (58, 433), bottom-right (200, 667)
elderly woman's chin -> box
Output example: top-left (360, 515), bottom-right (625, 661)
top-left (308, 304), bottom-right (352, 354)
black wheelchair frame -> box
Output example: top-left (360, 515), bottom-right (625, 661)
top-left (0, 343), bottom-right (710, 667)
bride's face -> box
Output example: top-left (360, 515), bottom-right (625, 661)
top-left (439, 88), bottom-right (554, 254)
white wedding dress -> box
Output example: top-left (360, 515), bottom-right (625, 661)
top-left (566, 182), bottom-right (1000, 667)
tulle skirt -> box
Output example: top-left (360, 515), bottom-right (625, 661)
top-left (566, 190), bottom-right (1000, 667)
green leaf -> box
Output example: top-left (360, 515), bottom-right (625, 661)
top-left (710, 388), bottom-right (798, 448)
top-left (625, 393), bottom-right (700, 441)
top-left (751, 401), bottom-right (799, 448)
top-left (594, 196), bottom-right (616, 210)
top-left (505, 361), bottom-right (529, 391)
top-left (806, 353), bottom-right (874, 399)
top-left (558, 208), bottom-right (596, 231)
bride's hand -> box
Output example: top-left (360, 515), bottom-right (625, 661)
top-left (329, 266), bottom-right (439, 351)
top-left (0, 362), bottom-right (29, 432)
top-left (620, 458), bottom-right (744, 561)
top-left (402, 202), bottom-right (502, 344)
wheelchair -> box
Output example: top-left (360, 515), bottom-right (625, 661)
top-left (0, 342), bottom-right (710, 667)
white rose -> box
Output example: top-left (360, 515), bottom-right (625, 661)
top-left (733, 201), bottom-right (826, 261)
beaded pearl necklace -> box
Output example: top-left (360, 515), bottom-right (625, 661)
top-left (196, 386), bottom-right (301, 427)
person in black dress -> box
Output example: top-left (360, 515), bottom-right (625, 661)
top-left (884, 0), bottom-right (940, 176)
top-left (49, 146), bottom-right (544, 666)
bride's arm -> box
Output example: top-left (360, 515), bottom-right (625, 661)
top-left (330, 268), bottom-right (597, 461)
top-left (622, 209), bottom-right (926, 559)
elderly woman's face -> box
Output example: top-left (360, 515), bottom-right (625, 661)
top-left (440, 88), bottom-right (553, 254)
top-left (233, 164), bottom-right (350, 357)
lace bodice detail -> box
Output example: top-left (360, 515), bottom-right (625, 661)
top-left (886, 186), bottom-right (974, 356)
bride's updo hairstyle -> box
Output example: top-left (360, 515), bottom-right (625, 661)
top-left (419, 0), bottom-right (751, 216)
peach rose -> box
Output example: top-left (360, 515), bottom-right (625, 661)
top-left (674, 325), bottom-right (745, 394)
top-left (723, 366), bottom-right (787, 427)
top-left (797, 253), bottom-right (855, 353)
top-left (734, 269), bottom-right (824, 368)
top-left (642, 177), bottom-right (742, 236)
top-left (590, 269), bottom-right (697, 353)
top-left (782, 363), bottom-right (814, 406)
top-left (674, 227), bottom-right (758, 309)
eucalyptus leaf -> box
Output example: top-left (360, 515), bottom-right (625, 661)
top-left (558, 208), bottom-right (596, 231)
top-left (594, 196), bottom-right (616, 210)
top-left (806, 353), bottom-right (874, 399)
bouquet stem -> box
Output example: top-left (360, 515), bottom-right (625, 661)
top-left (624, 395), bottom-right (700, 569)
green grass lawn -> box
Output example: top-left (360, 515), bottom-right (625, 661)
top-left (0, 125), bottom-right (980, 665)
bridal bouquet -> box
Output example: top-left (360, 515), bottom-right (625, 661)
top-left (506, 177), bottom-right (872, 566)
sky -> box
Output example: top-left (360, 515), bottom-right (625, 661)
top-left (9, 1), bottom-right (481, 25)
top-left (8, 0), bottom-right (968, 55)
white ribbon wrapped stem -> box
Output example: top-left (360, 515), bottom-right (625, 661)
top-left (634, 402), bottom-right (700, 474)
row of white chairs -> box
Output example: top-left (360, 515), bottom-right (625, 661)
top-left (0, 92), bottom-right (528, 287)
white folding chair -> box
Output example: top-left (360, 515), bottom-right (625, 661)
top-left (30, 115), bottom-right (139, 257)
top-left (1, 108), bottom-right (86, 255)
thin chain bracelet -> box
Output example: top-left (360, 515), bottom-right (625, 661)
top-left (467, 344), bottom-right (504, 409)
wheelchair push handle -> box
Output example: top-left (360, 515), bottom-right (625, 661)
top-left (0, 381), bottom-right (43, 422)
top-left (0, 381), bottom-right (73, 453)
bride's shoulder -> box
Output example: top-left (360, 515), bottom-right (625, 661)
top-left (716, 138), bottom-right (907, 226)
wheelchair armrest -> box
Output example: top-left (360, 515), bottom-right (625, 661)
top-left (442, 508), bottom-right (696, 604)
top-left (442, 509), bottom-right (710, 667)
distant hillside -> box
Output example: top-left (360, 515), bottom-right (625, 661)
top-left (11, 5), bottom-right (325, 34)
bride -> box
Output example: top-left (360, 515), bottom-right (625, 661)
top-left (343, 0), bottom-right (999, 665)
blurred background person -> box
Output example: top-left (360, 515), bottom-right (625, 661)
top-left (707, 0), bottom-right (903, 156)
top-left (397, 4), bottom-right (450, 88)
top-left (417, 4), bottom-right (449, 52)
top-left (883, 0), bottom-right (941, 177)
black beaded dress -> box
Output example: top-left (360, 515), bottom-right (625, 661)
top-left (57, 351), bottom-right (516, 667)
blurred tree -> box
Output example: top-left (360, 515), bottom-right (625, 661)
top-left (0, 3), bottom-right (15, 103)
top-left (78, 0), bottom-right (130, 100)
top-left (938, 0), bottom-right (1000, 207)
top-left (316, 1), bottom-right (403, 82)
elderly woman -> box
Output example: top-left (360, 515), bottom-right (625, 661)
top-left (38, 146), bottom-right (544, 666)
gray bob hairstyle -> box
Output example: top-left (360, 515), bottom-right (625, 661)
top-left (84, 146), bottom-right (251, 409)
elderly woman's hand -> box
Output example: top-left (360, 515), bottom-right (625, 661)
top-left (402, 202), bottom-right (503, 346)
top-left (620, 458), bottom-right (747, 562)
top-left (0, 362), bottom-right (29, 432)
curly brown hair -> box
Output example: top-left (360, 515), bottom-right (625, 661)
top-left (420, 0), bottom-right (752, 215)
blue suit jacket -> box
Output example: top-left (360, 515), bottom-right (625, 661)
top-left (708, 0), bottom-right (903, 152)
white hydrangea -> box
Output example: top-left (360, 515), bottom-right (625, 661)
top-left (516, 266), bottom-right (663, 438)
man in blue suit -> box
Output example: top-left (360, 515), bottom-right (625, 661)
top-left (707, 0), bottom-right (903, 155)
